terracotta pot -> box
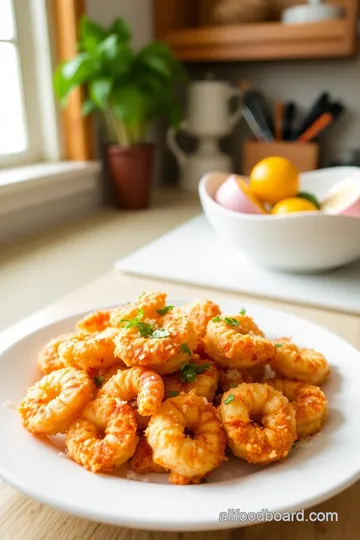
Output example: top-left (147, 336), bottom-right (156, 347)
top-left (106, 143), bottom-right (155, 210)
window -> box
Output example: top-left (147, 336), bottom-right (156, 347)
top-left (0, 0), bottom-right (61, 168)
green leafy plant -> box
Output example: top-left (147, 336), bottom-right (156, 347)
top-left (54, 16), bottom-right (187, 147)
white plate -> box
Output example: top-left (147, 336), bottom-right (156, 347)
top-left (0, 300), bottom-right (360, 531)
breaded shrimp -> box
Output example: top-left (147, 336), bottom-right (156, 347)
top-left (98, 366), bottom-right (164, 416)
top-left (219, 382), bottom-right (296, 465)
top-left (205, 315), bottom-right (275, 369)
top-left (130, 437), bottom-right (166, 474)
top-left (59, 327), bottom-right (120, 371)
top-left (37, 333), bottom-right (74, 374)
top-left (271, 338), bottom-right (329, 385)
top-left (163, 357), bottom-right (219, 402)
top-left (110, 292), bottom-right (167, 328)
top-left (76, 309), bottom-right (114, 334)
top-left (114, 311), bottom-right (197, 375)
top-left (88, 362), bottom-right (127, 390)
top-left (174, 300), bottom-right (221, 354)
top-left (18, 368), bottom-right (94, 435)
top-left (66, 396), bottom-right (138, 473)
top-left (267, 378), bottom-right (328, 438)
top-left (146, 391), bottom-right (226, 484)
top-left (218, 365), bottom-right (266, 392)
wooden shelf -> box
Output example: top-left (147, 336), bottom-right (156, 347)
top-left (164, 19), bottom-right (357, 62)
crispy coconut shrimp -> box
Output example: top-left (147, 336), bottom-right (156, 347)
top-left (146, 391), bottom-right (226, 484)
top-left (163, 357), bottom-right (219, 402)
top-left (205, 315), bottom-right (275, 369)
top-left (271, 338), bottom-right (329, 385)
top-left (219, 382), bottom-right (296, 465)
top-left (114, 310), bottom-right (197, 375)
top-left (37, 333), bottom-right (74, 374)
top-left (59, 327), bottom-right (120, 371)
top-left (98, 366), bottom-right (164, 416)
top-left (66, 395), bottom-right (138, 473)
top-left (267, 378), bottom-right (328, 438)
top-left (18, 368), bottom-right (94, 435)
top-left (175, 300), bottom-right (221, 354)
top-left (76, 309), bottom-right (114, 334)
top-left (130, 437), bottom-right (166, 474)
top-left (110, 292), bottom-right (167, 328)
top-left (218, 365), bottom-right (266, 392)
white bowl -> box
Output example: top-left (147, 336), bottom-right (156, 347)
top-left (282, 4), bottom-right (344, 24)
top-left (199, 167), bottom-right (360, 272)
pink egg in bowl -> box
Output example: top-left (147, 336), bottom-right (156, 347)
top-left (214, 174), bottom-right (266, 214)
top-left (321, 177), bottom-right (360, 217)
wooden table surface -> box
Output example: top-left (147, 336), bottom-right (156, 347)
top-left (1, 258), bottom-right (360, 539)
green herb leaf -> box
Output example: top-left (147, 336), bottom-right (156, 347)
top-left (275, 343), bottom-right (283, 348)
top-left (180, 363), bottom-right (211, 384)
top-left (137, 308), bottom-right (145, 319)
top-left (224, 394), bottom-right (235, 405)
top-left (296, 191), bottom-right (320, 209)
top-left (168, 390), bottom-right (180, 397)
top-left (94, 375), bottom-right (105, 388)
top-left (156, 305), bottom-right (174, 316)
top-left (152, 328), bottom-right (170, 339)
top-left (212, 316), bottom-right (222, 323)
top-left (229, 383), bottom-right (237, 389)
top-left (180, 343), bottom-right (191, 356)
top-left (239, 308), bottom-right (247, 315)
top-left (224, 317), bottom-right (239, 326)
top-left (138, 292), bottom-right (146, 299)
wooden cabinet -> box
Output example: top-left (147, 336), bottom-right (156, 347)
top-left (153, 0), bottom-right (358, 62)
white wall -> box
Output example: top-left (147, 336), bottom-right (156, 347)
top-left (87, 0), bottom-right (153, 48)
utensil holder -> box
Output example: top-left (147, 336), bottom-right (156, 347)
top-left (243, 140), bottom-right (319, 175)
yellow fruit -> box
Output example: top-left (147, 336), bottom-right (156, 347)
top-left (250, 157), bottom-right (299, 205)
top-left (271, 198), bottom-right (319, 215)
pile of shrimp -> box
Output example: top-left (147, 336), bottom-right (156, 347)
top-left (18, 292), bottom-right (330, 484)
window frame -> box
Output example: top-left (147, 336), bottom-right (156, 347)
top-left (0, 0), bottom-right (62, 168)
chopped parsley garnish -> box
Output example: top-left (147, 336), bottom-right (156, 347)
top-left (239, 308), bottom-right (247, 315)
top-left (180, 362), bottom-right (211, 384)
top-left (152, 328), bottom-right (170, 339)
top-left (156, 305), bottom-right (174, 316)
top-left (180, 343), bottom-right (192, 356)
top-left (212, 315), bottom-right (239, 326)
top-left (120, 310), bottom-right (169, 339)
top-left (224, 394), bottom-right (235, 405)
top-left (168, 390), bottom-right (180, 397)
top-left (224, 317), bottom-right (239, 326)
top-left (275, 343), bottom-right (283, 348)
top-left (138, 292), bottom-right (146, 299)
top-left (229, 383), bottom-right (237, 389)
top-left (94, 375), bottom-right (105, 388)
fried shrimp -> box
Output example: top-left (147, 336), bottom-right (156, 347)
top-left (37, 333), bottom-right (73, 374)
top-left (163, 357), bottom-right (219, 402)
top-left (175, 300), bottom-right (221, 354)
top-left (219, 382), bottom-right (296, 465)
top-left (218, 365), bottom-right (266, 392)
top-left (76, 309), bottom-right (114, 334)
top-left (18, 368), bottom-right (94, 435)
top-left (205, 315), bottom-right (275, 369)
top-left (110, 292), bottom-right (167, 328)
top-left (267, 378), bottom-right (328, 438)
top-left (114, 311), bottom-right (197, 375)
top-left (98, 366), bottom-right (164, 416)
top-left (146, 391), bottom-right (226, 484)
top-left (66, 396), bottom-right (138, 473)
top-left (271, 338), bottom-right (329, 385)
top-left (130, 437), bottom-right (166, 474)
top-left (58, 327), bottom-right (120, 371)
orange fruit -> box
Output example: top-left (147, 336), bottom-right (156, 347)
top-left (271, 197), bottom-right (318, 215)
top-left (250, 157), bottom-right (299, 205)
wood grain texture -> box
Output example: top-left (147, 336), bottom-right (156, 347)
top-left (1, 196), bottom-right (360, 538)
top-left (52, 0), bottom-right (94, 160)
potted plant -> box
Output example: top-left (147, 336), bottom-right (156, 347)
top-left (54, 16), bottom-right (186, 209)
